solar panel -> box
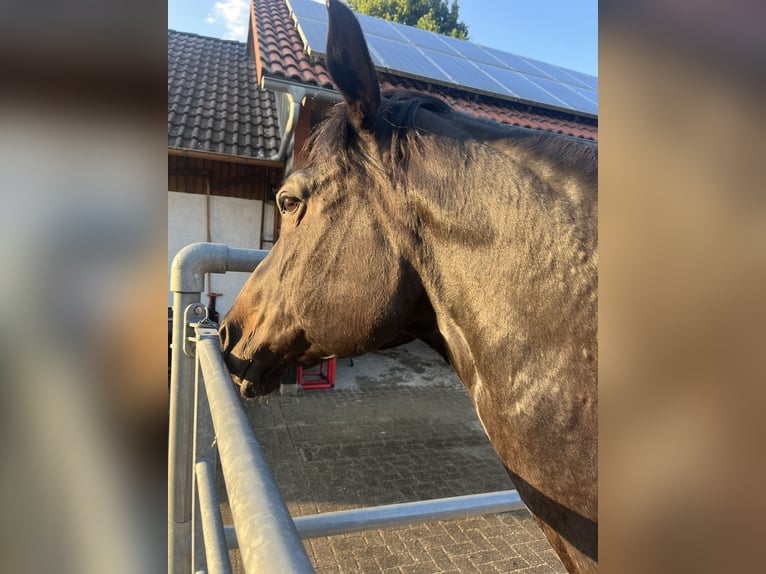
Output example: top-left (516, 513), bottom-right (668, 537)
top-left (285, 0), bottom-right (597, 117)
top-left (533, 76), bottom-right (598, 114)
top-left (553, 68), bottom-right (594, 91)
top-left (294, 16), bottom-right (329, 51)
top-left (287, 0), bottom-right (327, 22)
top-left (365, 35), bottom-right (451, 83)
top-left (356, 14), bottom-right (403, 41)
top-left (482, 65), bottom-right (575, 110)
top-left (387, 21), bottom-right (459, 53)
top-left (567, 69), bottom-right (598, 91)
top-left (439, 36), bottom-right (514, 67)
top-left (533, 77), bottom-right (598, 115)
top-left (423, 49), bottom-right (513, 96)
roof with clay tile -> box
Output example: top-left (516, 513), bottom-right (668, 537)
top-left (250, 0), bottom-right (597, 140)
top-left (168, 29), bottom-right (281, 159)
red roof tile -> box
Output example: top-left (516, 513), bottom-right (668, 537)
top-left (250, 0), bottom-right (597, 140)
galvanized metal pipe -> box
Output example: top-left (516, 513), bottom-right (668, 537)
top-left (192, 362), bottom-right (218, 570)
top-left (196, 330), bottom-right (314, 574)
top-left (168, 290), bottom-right (203, 574)
top-left (222, 490), bottom-right (524, 548)
top-left (297, 490), bottom-right (524, 539)
top-left (169, 243), bottom-right (269, 574)
top-left (195, 461), bottom-right (233, 574)
top-left (170, 242), bottom-right (269, 294)
top-left (193, 357), bottom-right (218, 572)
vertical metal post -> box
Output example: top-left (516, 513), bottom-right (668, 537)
top-left (169, 290), bottom-right (201, 574)
top-left (193, 348), bottom-right (219, 572)
top-left (195, 460), bottom-right (233, 574)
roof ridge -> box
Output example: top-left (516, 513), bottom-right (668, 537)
top-left (168, 28), bottom-right (247, 47)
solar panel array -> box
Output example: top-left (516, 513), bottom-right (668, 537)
top-left (286, 0), bottom-right (597, 117)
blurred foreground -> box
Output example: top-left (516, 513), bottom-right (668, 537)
top-left (600, 2), bottom-right (766, 572)
top-left (0, 2), bottom-right (167, 572)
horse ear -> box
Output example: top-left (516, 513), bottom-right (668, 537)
top-left (326, 0), bottom-right (381, 131)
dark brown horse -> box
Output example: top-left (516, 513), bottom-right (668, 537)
top-left (220, 1), bottom-right (597, 571)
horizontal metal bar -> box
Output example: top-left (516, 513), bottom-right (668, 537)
top-left (195, 460), bottom-right (233, 574)
top-left (170, 243), bottom-right (269, 293)
top-left (223, 490), bottom-right (524, 548)
top-left (296, 490), bottom-right (525, 538)
top-left (224, 246), bottom-right (270, 274)
top-left (196, 330), bottom-right (314, 574)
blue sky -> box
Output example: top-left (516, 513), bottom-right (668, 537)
top-left (168, 0), bottom-right (597, 77)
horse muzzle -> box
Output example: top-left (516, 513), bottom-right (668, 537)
top-left (219, 321), bottom-right (284, 397)
top-left (223, 353), bottom-right (285, 398)
top-left (234, 364), bottom-right (284, 398)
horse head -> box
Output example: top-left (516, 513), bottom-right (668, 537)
top-left (219, 0), bottom-right (445, 397)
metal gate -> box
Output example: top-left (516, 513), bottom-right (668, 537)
top-left (168, 243), bottom-right (524, 573)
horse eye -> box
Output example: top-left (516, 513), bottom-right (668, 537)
top-left (279, 196), bottom-right (301, 215)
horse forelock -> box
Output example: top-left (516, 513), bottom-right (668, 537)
top-left (307, 90), bottom-right (454, 174)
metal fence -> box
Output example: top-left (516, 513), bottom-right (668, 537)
top-left (168, 243), bottom-right (525, 574)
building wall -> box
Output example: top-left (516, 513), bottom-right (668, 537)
top-left (168, 191), bottom-right (264, 318)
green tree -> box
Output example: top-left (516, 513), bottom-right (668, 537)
top-left (349, 0), bottom-right (469, 40)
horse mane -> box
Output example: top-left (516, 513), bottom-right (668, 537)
top-left (307, 89), bottom-right (452, 174)
top-left (308, 89), bottom-right (596, 177)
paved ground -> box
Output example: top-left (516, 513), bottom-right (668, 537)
top-left (221, 340), bottom-right (566, 573)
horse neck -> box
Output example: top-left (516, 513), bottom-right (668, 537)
top-left (399, 135), bottom-right (598, 395)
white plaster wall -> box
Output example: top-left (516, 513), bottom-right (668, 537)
top-left (168, 191), bottom-right (264, 318)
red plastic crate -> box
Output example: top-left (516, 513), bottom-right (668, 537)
top-left (297, 358), bottom-right (336, 389)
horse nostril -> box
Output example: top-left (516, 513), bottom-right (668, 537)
top-left (219, 322), bottom-right (229, 353)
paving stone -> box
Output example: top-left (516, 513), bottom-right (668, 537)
top-left (484, 536), bottom-right (518, 557)
top-left (488, 556), bottom-right (532, 572)
top-left (376, 551), bottom-right (416, 570)
top-left (513, 543), bottom-right (547, 567)
top-left (356, 555), bottom-right (384, 572)
top-left (334, 555), bottom-right (360, 572)
top-left (310, 541), bottom-right (338, 567)
top-left (419, 533), bottom-right (456, 549)
top-left (446, 554), bottom-right (483, 574)
top-left (468, 549), bottom-right (504, 565)
top-left (515, 565), bottom-right (558, 574)
top-left (425, 546), bottom-right (457, 571)
top-left (537, 548), bottom-right (568, 570)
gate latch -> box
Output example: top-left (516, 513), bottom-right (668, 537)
top-left (182, 302), bottom-right (216, 357)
